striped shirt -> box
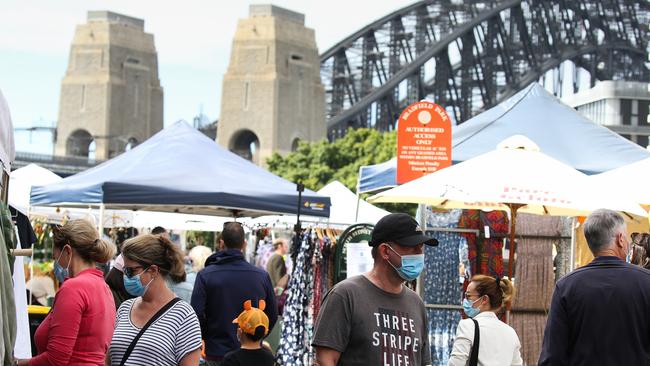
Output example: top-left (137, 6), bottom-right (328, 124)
top-left (109, 298), bottom-right (202, 366)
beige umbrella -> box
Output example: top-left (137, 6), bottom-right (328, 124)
top-left (369, 135), bottom-right (647, 277)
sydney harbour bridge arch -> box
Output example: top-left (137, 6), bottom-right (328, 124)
top-left (320, 0), bottom-right (650, 139)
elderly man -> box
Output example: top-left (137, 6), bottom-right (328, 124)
top-left (539, 209), bottom-right (650, 365)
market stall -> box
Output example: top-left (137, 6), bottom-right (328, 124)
top-left (370, 135), bottom-right (646, 365)
top-left (358, 83), bottom-right (650, 193)
top-left (30, 121), bottom-right (331, 219)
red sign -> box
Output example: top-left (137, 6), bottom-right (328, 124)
top-left (396, 101), bottom-right (452, 184)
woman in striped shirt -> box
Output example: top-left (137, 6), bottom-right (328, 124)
top-left (107, 234), bottom-right (202, 366)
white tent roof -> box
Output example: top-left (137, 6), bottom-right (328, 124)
top-left (369, 135), bottom-right (646, 217)
top-left (247, 180), bottom-right (390, 228)
top-left (9, 164), bottom-right (62, 214)
top-left (590, 157), bottom-right (650, 207)
top-left (0, 89), bottom-right (15, 172)
top-left (318, 181), bottom-right (389, 224)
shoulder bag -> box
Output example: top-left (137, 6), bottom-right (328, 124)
top-left (119, 297), bottom-right (181, 366)
top-left (468, 318), bottom-right (480, 366)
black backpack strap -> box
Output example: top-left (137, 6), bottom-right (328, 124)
top-left (469, 318), bottom-right (480, 366)
top-left (119, 297), bottom-right (181, 366)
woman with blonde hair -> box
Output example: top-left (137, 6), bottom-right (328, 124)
top-left (16, 219), bottom-right (116, 366)
top-left (448, 275), bottom-right (523, 366)
top-left (108, 234), bottom-right (202, 366)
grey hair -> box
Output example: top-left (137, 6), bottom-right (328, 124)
top-left (583, 209), bottom-right (625, 253)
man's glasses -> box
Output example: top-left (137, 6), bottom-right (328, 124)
top-left (123, 265), bottom-right (149, 278)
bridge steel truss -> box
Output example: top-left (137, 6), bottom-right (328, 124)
top-left (320, 0), bottom-right (650, 139)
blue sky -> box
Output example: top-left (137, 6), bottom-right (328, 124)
top-left (0, 0), bottom-right (407, 154)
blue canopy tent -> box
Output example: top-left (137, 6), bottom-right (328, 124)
top-left (358, 83), bottom-right (650, 193)
top-left (31, 121), bottom-right (330, 218)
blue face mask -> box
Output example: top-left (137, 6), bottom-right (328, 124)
top-left (123, 267), bottom-right (154, 297)
top-left (384, 245), bottom-right (425, 281)
top-left (54, 246), bottom-right (72, 283)
top-left (462, 297), bottom-right (482, 318)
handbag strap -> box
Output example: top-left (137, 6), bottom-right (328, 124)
top-left (469, 318), bottom-right (480, 366)
top-left (119, 297), bottom-right (181, 366)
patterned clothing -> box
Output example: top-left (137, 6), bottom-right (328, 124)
top-left (423, 208), bottom-right (463, 366)
top-left (277, 234), bottom-right (316, 366)
top-left (458, 210), bottom-right (507, 277)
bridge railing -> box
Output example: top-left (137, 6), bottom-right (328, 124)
top-left (15, 151), bottom-right (103, 167)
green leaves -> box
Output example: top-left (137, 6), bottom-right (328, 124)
top-left (266, 128), bottom-right (417, 215)
top-left (267, 128), bottom-right (396, 192)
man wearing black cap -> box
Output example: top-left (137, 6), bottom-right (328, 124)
top-left (312, 213), bottom-right (435, 366)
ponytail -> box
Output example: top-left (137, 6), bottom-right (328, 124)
top-left (158, 235), bottom-right (186, 283)
top-left (471, 274), bottom-right (516, 310)
top-left (122, 234), bottom-right (187, 283)
top-left (53, 220), bottom-right (115, 263)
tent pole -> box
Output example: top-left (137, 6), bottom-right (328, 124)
top-left (27, 203), bottom-right (34, 306)
top-left (416, 203), bottom-right (427, 298)
top-left (570, 217), bottom-right (576, 271)
top-left (506, 204), bottom-right (522, 324)
top-left (355, 173), bottom-right (361, 223)
top-left (99, 204), bottom-right (105, 239)
top-left (354, 189), bottom-right (361, 223)
top-left (507, 204), bottom-right (523, 279)
top-left (295, 183), bottom-right (304, 235)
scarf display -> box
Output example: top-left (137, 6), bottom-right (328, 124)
top-left (423, 208), bottom-right (463, 366)
top-left (277, 233), bottom-right (336, 365)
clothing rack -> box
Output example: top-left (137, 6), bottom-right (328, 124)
top-left (10, 249), bottom-right (32, 257)
top-left (425, 303), bottom-right (463, 311)
top-left (427, 227), bottom-right (481, 235)
top-left (427, 227), bottom-right (571, 240)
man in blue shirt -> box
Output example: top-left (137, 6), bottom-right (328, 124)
top-left (539, 209), bottom-right (650, 365)
top-left (191, 222), bottom-right (277, 365)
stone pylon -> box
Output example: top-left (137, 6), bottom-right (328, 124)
top-left (55, 11), bottom-right (163, 160)
top-left (217, 5), bottom-right (326, 165)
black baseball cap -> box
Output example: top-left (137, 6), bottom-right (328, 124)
top-left (369, 213), bottom-right (438, 247)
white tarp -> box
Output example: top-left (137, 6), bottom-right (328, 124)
top-left (9, 164), bottom-right (62, 214)
top-left (318, 180), bottom-right (389, 224)
top-left (590, 157), bottom-right (650, 207)
top-left (249, 180), bottom-right (390, 228)
top-left (370, 135), bottom-right (647, 217)
top-left (0, 89), bottom-right (15, 172)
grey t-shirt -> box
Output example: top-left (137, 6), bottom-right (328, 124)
top-left (312, 275), bottom-right (431, 366)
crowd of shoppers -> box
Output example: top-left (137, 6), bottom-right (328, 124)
top-left (14, 208), bottom-right (650, 366)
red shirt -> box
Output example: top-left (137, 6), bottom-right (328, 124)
top-left (31, 268), bottom-right (116, 366)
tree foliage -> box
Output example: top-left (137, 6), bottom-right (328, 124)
top-left (267, 128), bottom-right (416, 215)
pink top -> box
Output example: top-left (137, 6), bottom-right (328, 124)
top-left (31, 268), bottom-right (116, 366)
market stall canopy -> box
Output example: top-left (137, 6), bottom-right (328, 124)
top-left (247, 180), bottom-right (390, 227)
top-left (368, 135), bottom-right (647, 217)
top-left (590, 157), bottom-right (650, 208)
top-left (30, 121), bottom-right (330, 218)
top-left (358, 158), bottom-right (397, 194)
top-left (9, 164), bottom-right (62, 214)
top-left (318, 180), bottom-right (389, 224)
top-left (15, 164), bottom-right (240, 230)
top-left (0, 89), bottom-right (16, 173)
top-left (358, 83), bottom-right (650, 193)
